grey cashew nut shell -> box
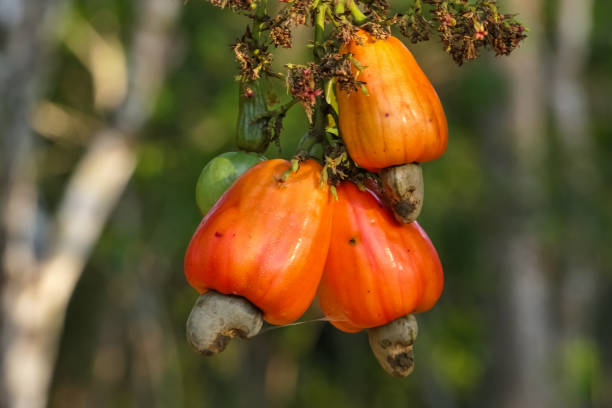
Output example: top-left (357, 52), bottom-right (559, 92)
top-left (368, 314), bottom-right (419, 377)
top-left (380, 163), bottom-right (424, 224)
top-left (186, 291), bottom-right (263, 356)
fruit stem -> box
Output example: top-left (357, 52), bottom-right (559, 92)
top-left (346, 0), bottom-right (367, 24)
top-left (252, 0), bottom-right (268, 44)
top-left (251, 98), bottom-right (298, 122)
top-left (314, 4), bottom-right (327, 58)
top-left (310, 4), bottom-right (330, 158)
top-left (335, 0), bottom-right (346, 16)
top-left (296, 132), bottom-right (319, 156)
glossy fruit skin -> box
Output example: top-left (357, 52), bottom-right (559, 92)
top-left (336, 31), bottom-right (448, 171)
top-left (236, 78), bottom-right (272, 153)
top-left (185, 159), bottom-right (332, 325)
top-left (318, 182), bottom-right (443, 333)
top-left (195, 151), bottom-right (264, 215)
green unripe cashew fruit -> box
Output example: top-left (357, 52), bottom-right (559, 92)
top-left (195, 151), bottom-right (264, 215)
top-left (236, 77), bottom-right (273, 153)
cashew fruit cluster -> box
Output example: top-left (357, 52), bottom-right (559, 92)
top-left (184, 32), bottom-right (447, 378)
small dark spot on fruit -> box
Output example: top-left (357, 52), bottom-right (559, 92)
top-left (385, 113), bottom-right (390, 117)
top-left (215, 231), bottom-right (223, 237)
top-left (349, 237), bottom-right (357, 245)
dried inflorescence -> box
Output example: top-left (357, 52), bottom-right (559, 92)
top-left (322, 144), bottom-right (364, 186)
top-left (408, 0), bottom-right (527, 65)
top-left (270, 24), bottom-right (293, 48)
top-left (432, 1), bottom-right (527, 64)
top-left (359, 22), bottom-right (391, 40)
top-left (486, 16), bottom-right (527, 56)
top-left (286, 63), bottom-right (322, 121)
top-left (360, 0), bottom-right (528, 65)
top-left (319, 53), bottom-right (365, 93)
top-left (233, 28), bottom-right (274, 81)
top-left (286, 50), bottom-right (369, 122)
top-left (208, 0), bottom-right (253, 12)
top-left (398, 13), bottom-right (432, 43)
top-left (269, 0), bottom-right (312, 48)
top-left (335, 22), bottom-right (361, 45)
top-left (361, 0), bottom-right (391, 16)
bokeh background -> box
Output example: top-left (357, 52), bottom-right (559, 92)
top-left (1, 0), bottom-right (611, 407)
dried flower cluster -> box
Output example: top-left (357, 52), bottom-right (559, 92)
top-left (232, 28), bottom-right (274, 81)
top-left (286, 64), bottom-right (322, 121)
top-left (269, 0), bottom-right (312, 48)
top-left (398, 13), bottom-right (432, 43)
top-left (208, 0), bottom-right (253, 12)
top-left (319, 53), bottom-right (365, 92)
top-left (335, 22), bottom-right (361, 45)
top-left (285, 50), bottom-right (368, 122)
top-left (393, 0), bottom-right (527, 65)
top-left (359, 22), bottom-right (391, 40)
top-left (361, 0), bottom-right (392, 16)
top-left (432, 0), bottom-right (527, 64)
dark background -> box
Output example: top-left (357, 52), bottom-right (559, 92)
top-left (1, 0), bottom-right (611, 407)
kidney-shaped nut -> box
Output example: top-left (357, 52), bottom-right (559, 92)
top-left (367, 314), bottom-right (419, 377)
top-left (186, 291), bottom-right (263, 356)
top-left (380, 163), bottom-right (424, 224)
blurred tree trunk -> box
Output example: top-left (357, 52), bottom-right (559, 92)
top-left (552, 0), bottom-right (598, 404)
top-left (0, 1), bottom-right (179, 407)
top-left (484, 0), bottom-right (555, 406)
top-left (0, 1), bottom-right (63, 407)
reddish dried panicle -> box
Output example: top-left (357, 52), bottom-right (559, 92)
top-left (286, 63), bottom-right (322, 122)
top-left (475, 29), bottom-right (488, 41)
top-left (398, 0), bottom-right (527, 65)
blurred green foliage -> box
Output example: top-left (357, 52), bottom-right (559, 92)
top-left (38, 0), bottom-right (612, 407)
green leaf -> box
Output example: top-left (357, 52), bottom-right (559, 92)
top-left (325, 79), bottom-right (339, 114)
top-left (330, 185), bottom-right (338, 200)
top-left (348, 54), bottom-right (367, 71)
top-left (326, 127), bottom-right (339, 136)
top-left (325, 131), bottom-right (337, 147)
top-left (291, 158), bottom-right (300, 173)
